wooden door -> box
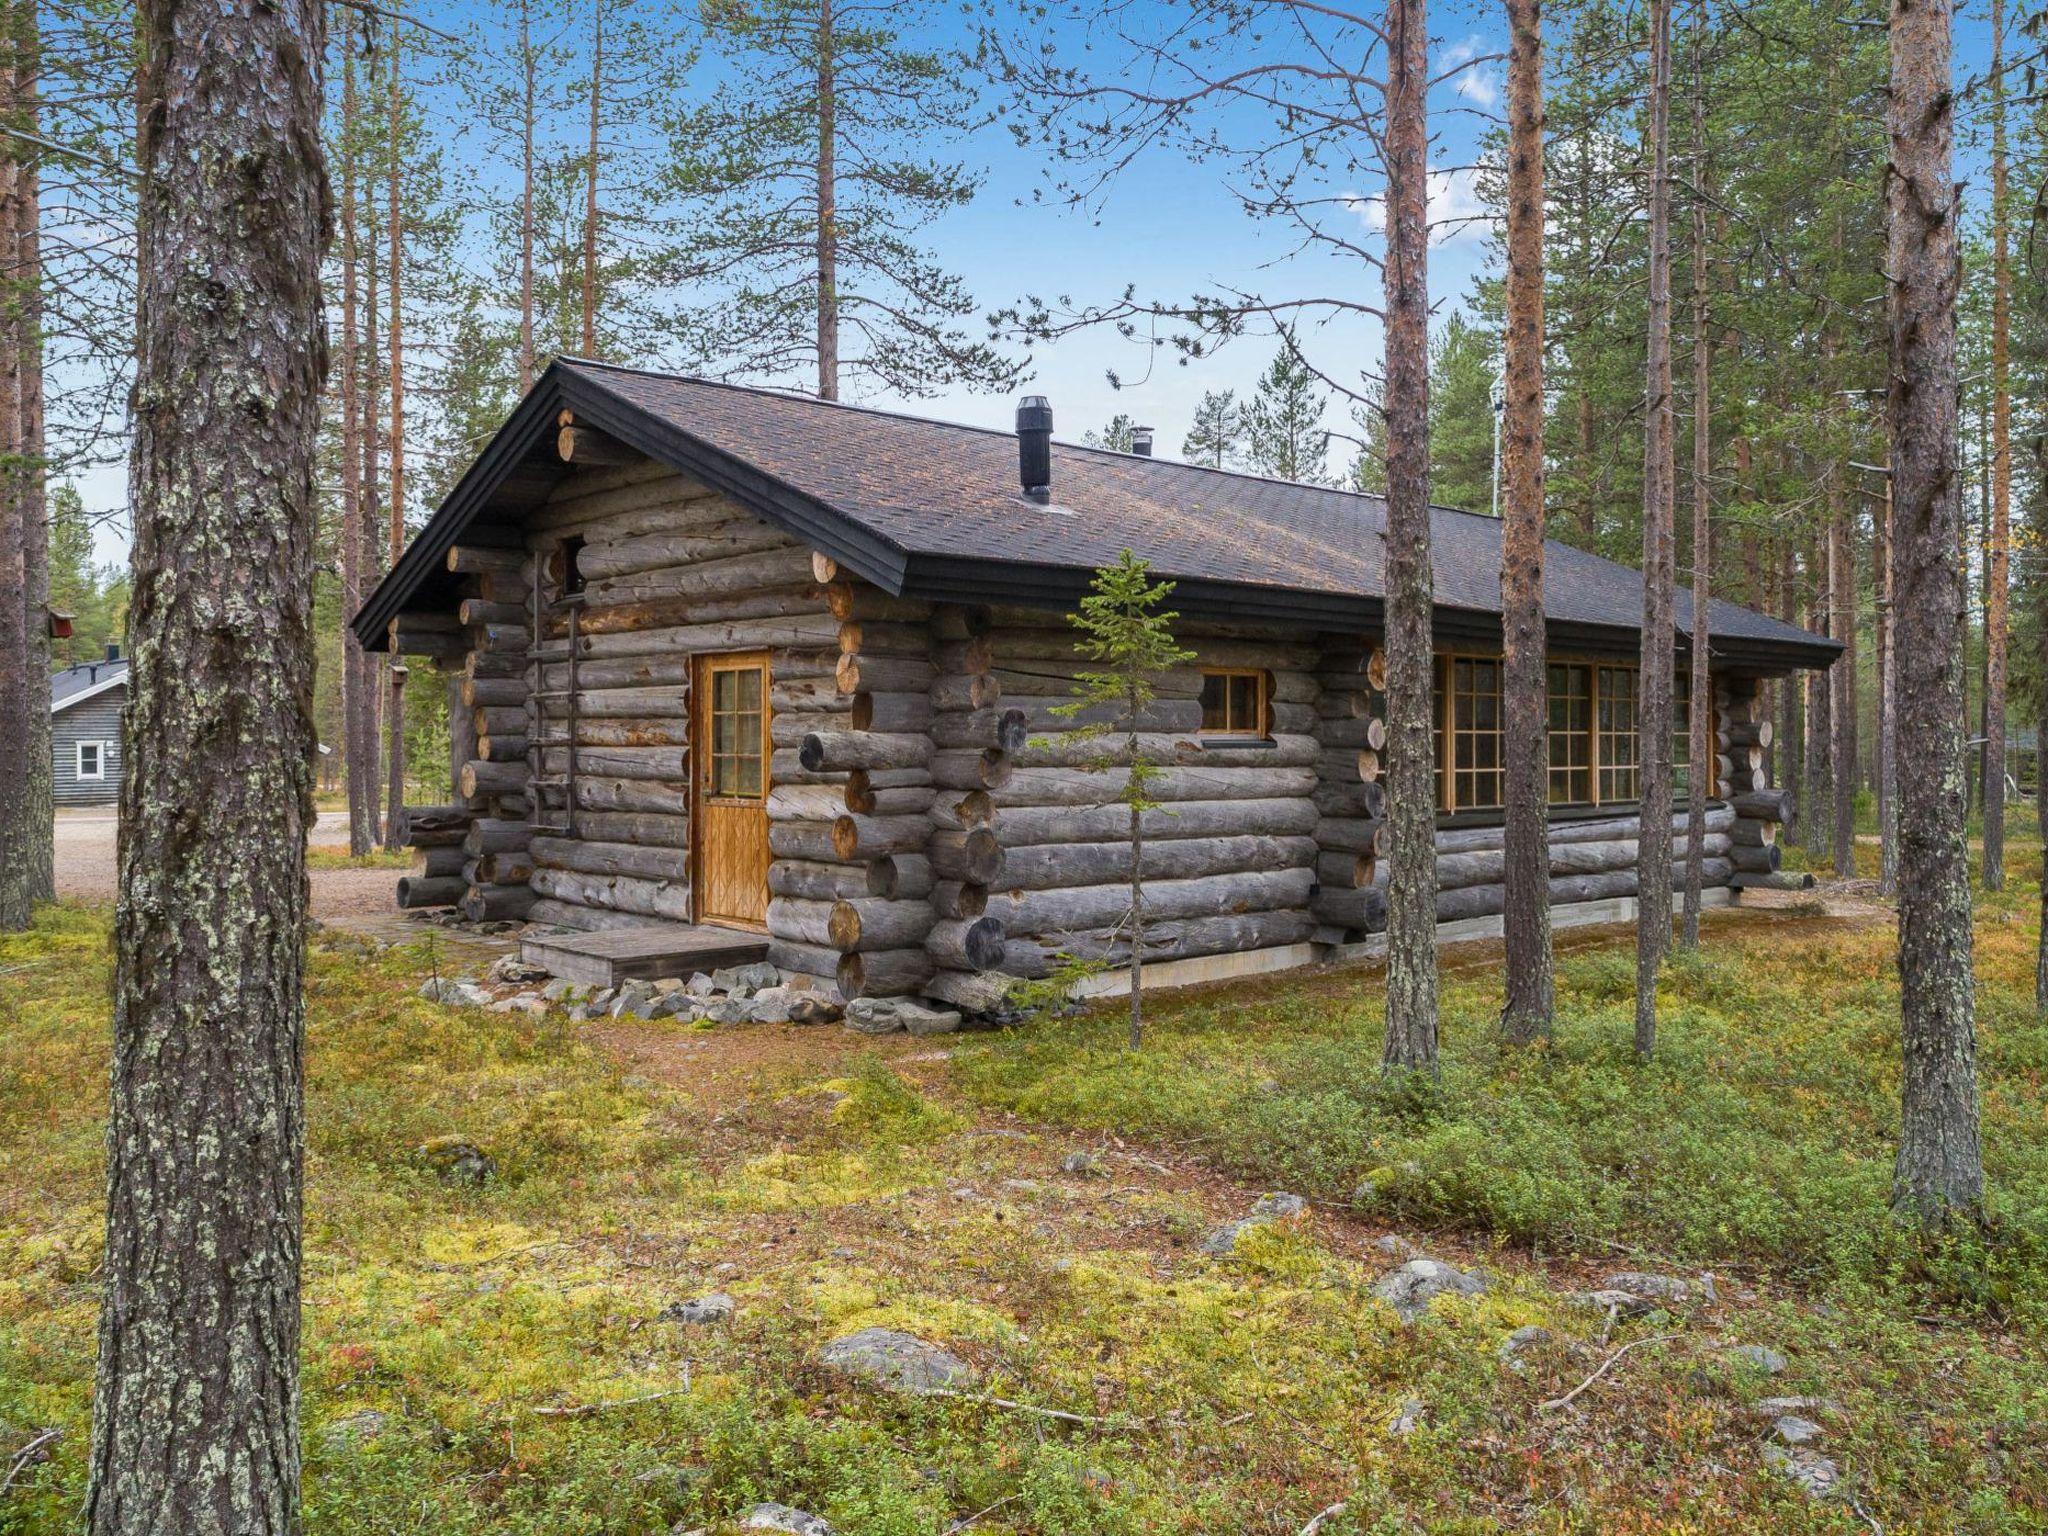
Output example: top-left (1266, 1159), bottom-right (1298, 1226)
top-left (692, 651), bottom-right (772, 929)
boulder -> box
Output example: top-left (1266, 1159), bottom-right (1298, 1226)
top-left (816, 1327), bottom-right (976, 1395)
top-left (843, 997), bottom-right (960, 1036)
top-left (685, 971), bottom-right (718, 997)
top-left (787, 995), bottom-right (843, 1026)
top-left (419, 977), bottom-right (492, 1007)
top-left (319, 1408), bottom-right (389, 1454)
top-left (660, 1293), bottom-right (735, 1327)
top-left (540, 977), bottom-right (584, 1003)
top-left (488, 955), bottom-right (550, 985)
top-left (488, 992), bottom-right (549, 1016)
top-left (1598, 1271), bottom-right (1694, 1306)
top-left (741, 1505), bottom-right (834, 1535)
top-left (747, 988), bottom-right (796, 1025)
top-left (1760, 1444), bottom-right (1841, 1500)
top-left (712, 961), bottom-right (782, 998)
top-left (414, 1137), bottom-right (494, 1186)
top-left (1727, 1344), bottom-right (1787, 1375)
top-left (1771, 1415), bottom-right (1824, 1447)
top-left (1372, 1258), bottom-right (1488, 1322)
top-left (1199, 1192), bottom-right (1307, 1256)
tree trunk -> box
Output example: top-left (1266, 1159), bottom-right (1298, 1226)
top-left (384, 36), bottom-right (407, 846)
top-left (582, 0), bottom-right (602, 358)
top-left (519, 0), bottom-right (536, 389)
top-left (1635, 0), bottom-right (1676, 1056)
top-left (1683, 17), bottom-right (1710, 950)
top-left (359, 77), bottom-right (383, 825)
top-left (1830, 467), bottom-right (1855, 877)
top-left (1983, 0), bottom-right (2011, 889)
top-left (1885, 0), bottom-right (1982, 1224)
top-left (339, 37), bottom-right (374, 856)
top-left (0, 23), bottom-right (25, 930)
top-left (1877, 448), bottom-right (1898, 897)
top-left (1499, 0), bottom-right (1552, 1042)
top-left (814, 0), bottom-right (838, 399)
top-left (86, 0), bottom-right (325, 1524)
top-left (1379, 0), bottom-right (1438, 1074)
top-left (18, 8), bottom-right (49, 905)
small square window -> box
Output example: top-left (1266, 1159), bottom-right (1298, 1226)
top-left (76, 741), bottom-right (104, 781)
top-left (1199, 669), bottom-right (1268, 736)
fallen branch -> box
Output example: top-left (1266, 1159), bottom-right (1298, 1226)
top-left (530, 1381), bottom-right (691, 1418)
top-left (945, 1493), bottom-right (1021, 1533)
top-left (926, 1387), bottom-right (1131, 1427)
top-left (1300, 1502), bottom-right (1348, 1535)
top-left (1538, 1333), bottom-right (1678, 1413)
top-left (1, 1428), bottom-right (61, 1499)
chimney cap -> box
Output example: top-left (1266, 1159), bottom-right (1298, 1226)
top-left (1016, 396), bottom-right (1053, 502)
top-left (1131, 425), bottom-right (1154, 456)
top-left (105, 641), bottom-right (120, 662)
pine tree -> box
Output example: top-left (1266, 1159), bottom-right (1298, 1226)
top-left (1427, 312), bottom-right (1497, 514)
top-left (1057, 551), bottom-right (1195, 1050)
top-left (1244, 348), bottom-right (1331, 483)
top-left (1085, 413), bottom-right (1136, 452)
top-left (1182, 389), bottom-right (1241, 468)
top-left (670, 0), bottom-right (1017, 399)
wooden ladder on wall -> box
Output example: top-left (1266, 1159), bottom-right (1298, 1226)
top-left (527, 553), bottom-right (581, 837)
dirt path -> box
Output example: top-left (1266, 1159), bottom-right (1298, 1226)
top-left (56, 809), bottom-right (405, 919)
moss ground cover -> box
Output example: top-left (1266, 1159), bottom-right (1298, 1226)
top-left (1, 874), bottom-right (2043, 1532)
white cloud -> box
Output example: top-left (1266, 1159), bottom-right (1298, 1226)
top-left (1343, 164), bottom-right (1495, 248)
top-left (1438, 36), bottom-right (1500, 111)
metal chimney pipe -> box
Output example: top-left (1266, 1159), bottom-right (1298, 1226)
top-left (1131, 426), bottom-right (1154, 457)
top-left (1016, 396), bottom-right (1053, 502)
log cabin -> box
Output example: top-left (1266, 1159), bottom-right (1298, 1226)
top-left (352, 359), bottom-right (1840, 1004)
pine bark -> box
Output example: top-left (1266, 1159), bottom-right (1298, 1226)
top-left (1682, 20), bottom-right (1710, 950)
top-left (0, 18), bottom-right (29, 931)
top-left (1635, 0), bottom-right (1677, 1056)
top-left (814, 0), bottom-right (838, 399)
top-left (339, 37), bottom-right (374, 855)
top-left (17, 3), bottom-right (49, 905)
top-left (1885, 0), bottom-right (1982, 1223)
top-left (519, 0), bottom-right (537, 389)
top-left (1379, 0), bottom-right (1438, 1074)
top-left (383, 36), bottom-right (406, 845)
top-left (1829, 469), bottom-right (1855, 876)
top-left (582, 1), bottom-right (603, 358)
top-left (1983, 0), bottom-right (2011, 889)
top-left (1877, 457), bottom-right (1899, 897)
top-left (1498, 0), bottom-right (1552, 1042)
top-left (85, 0), bottom-right (324, 1525)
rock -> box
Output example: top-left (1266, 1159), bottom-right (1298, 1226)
top-left (1059, 1150), bottom-right (1103, 1177)
top-left (1727, 1345), bottom-right (1787, 1375)
top-left (320, 1408), bottom-right (389, 1453)
top-left (652, 976), bottom-right (685, 995)
top-left (414, 1137), bottom-right (494, 1186)
top-left (1771, 1415), bottom-right (1824, 1447)
top-left (816, 1327), bottom-right (977, 1395)
top-left (660, 1293), bottom-right (734, 1327)
top-left (787, 995), bottom-right (842, 1025)
top-left (1372, 1234), bottom-right (1420, 1260)
top-left (489, 955), bottom-right (550, 985)
top-left (419, 977), bottom-right (491, 1007)
top-left (1199, 1192), bottom-right (1307, 1255)
top-left (741, 1505), bottom-right (834, 1535)
top-left (1372, 1258), bottom-right (1488, 1322)
top-left (488, 991), bottom-right (549, 1016)
top-left (747, 988), bottom-right (796, 1025)
top-left (609, 980), bottom-right (661, 1020)
top-left (540, 978), bottom-right (584, 1003)
top-left (1760, 1444), bottom-right (1842, 1500)
top-left (1598, 1271), bottom-right (1693, 1306)
top-left (843, 997), bottom-right (960, 1035)
top-left (1497, 1325), bottom-right (1551, 1370)
top-left (701, 998), bottom-right (754, 1026)
top-left (1569, 1288), bottom-right (1658, 1318)
top-left (1750, 1395), bottom-right (1840, 1418)
top-left (685, 972), bottom-right (717, 997)
top-left (712, 961), bottom-right (781, 997)
top-left (1389, 1398), bottom-right (1425, 1435)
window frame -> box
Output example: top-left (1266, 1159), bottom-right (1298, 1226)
top-left (1197, 667), bottom-right (1271, 739)
top-left (1429, 649), bottom-right (1714, 818)
top-left (76, 740), bottom-right (105, 781)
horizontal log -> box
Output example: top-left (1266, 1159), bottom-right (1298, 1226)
top-left (767, 938), bottom-right (842, 981)
top-left (575, 810), bottom-right (687, 846)
top-left (836, 620), bottom-right (932, 658)
top-left (400, 804), bottom-right (473, 843)
top-left (466, 650), bottom-right (526, 680)
top-left (930, 673), bottom-right (1001, 712)
top-left (931, 604), bottom-right (994, 639)
top-left (1729, 870), bottom-right (1816, 891)
top-left (423, 846), bottom-right (468, 879)
top-left (830, 898), bottom-right (937, 953)
top-left (531, 718), bottom-right (690, 749)
top-left (994, 835), bottom-right (1318, 892)
top-left (536, 653), bottom-right (690, 691)
top-left (1316, 850), bottom-right (1374, 889)
top-left (467, 849), bottom-right (535, 885)
top-left (395, 874), bottom-right (466, 909)
top-left (851, 692), bottom-right (932, 733)
top-left (998, 909), bottom-right (1317, 979)
top-left (832, 814), bottom-right (931, 861)
top-left (771, 711), bottom-right (854, 747)
top-left (529, 866), bottom-right (691, 921)
top-left (463, 676), bottom-right (530, 709)
top-left (1013, 731), bottom-right (1321, 770)
top-left (526, 896), bottom-right (652, 933)
top-left (459, 598), bottom-right (528, 628)
top-left (474, 622), bottom-right (530, 655)
top-left (1314, 817), bottom-right (1389, 857)
top-left (537, 744), bottom-right (688, 781)
top-left (767, 896), bottom-right (837, 948)
top-left (526, 462), bottom-right (696, 528)
top-left (1432, 858), bottom-right (1735, 924)
top-left (582, 544), bottom-right (817, 606)
top-left (989, 665), bottom-right (1202, 700)
top-left (836, 653), bottom-right (934, 694)
top-left (1008, 697), bottom-right (1203, 735)
top-left (838, 948), bottom-right (936, 999)
top-left (991, 763), bottom-right (1319, 809)
top-left (1432, 804), bottom-right (1736, 854)
top-left (532, 836), bottom-right (688, 883)
top-left (800, 731), bottom-right (933, 772)
top-left (923, 969), bottom-right (1021, 1012)
top-left (476, 734), bottom-right (529, 762)
top-left (869, 853), bottom-right (934, 900)
top-left (575, 775), bottom-right (690, 815)
top-left (928, 828), bottom-right (1004, 884)
top-left (767, 783), bottom-right (850, 823)
top-left (1723, 718), bottom-right (1774, 750)
top-left (446, 543), bottom-right (526, 576)
top-left (932, 637), bottom-right (994, 675)
top-left (769, 678), bottom-right (849, 715)
top-left (824, 582), bottom-right (931, 623)
top-left (987, 868), bottom-right (1313, 938)
top-left (1730, 843), bottom-right (1782, 873)
top-left (558, 424), bottom-right (641, 466)
top-left (769, 860), bottom-right (872, 901)
top-left (932, 881), bottom-right (988, 920)
top-left (391, 622), bottom-right (466, 659)
top-left (994, 796), bottom-right (1320, 847)
top-left (574, 614), bottom-right (841, 660)
top-left (554, 685), bottom-right (691, 718)
top-left (1435, 833), bottom-right (1733, 892)
top-left (462, 883), bottom-right (538, 922)
top-left (768, 822), bottom-right (845, 863)
top-left (1729, 789), bottom-right (1794, 823)
top-left (1317, 716), bottom-right (1387, 752)
top-left (575, 520), bottom-right (792, 581)
top-left (461, 759), bottom-right (531, 798)
top-left (1312, 886), bottom-right (1386, 931)
top-left (1728, 818), bottom-right (1778, 847)
top-left (566, 587), bottom-right (829, 639)
top-left (856, 785), bottom-right (938, 817)
top-left (925, 916), bottom-right (1007, 971)
top-left (930, 749), bottom-right (1013, 791)
top-left (998, 631), bottom-right (1319, 671)
top-left (931, 707), bottom-right (1030, 752)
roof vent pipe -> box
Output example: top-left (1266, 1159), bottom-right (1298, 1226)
top-left (1131, 426), bottom-right (1154, 457)
top-left (1016, 395), bottom-right (1053, 503)
top-left (106, 641), bottom-right (120, 662)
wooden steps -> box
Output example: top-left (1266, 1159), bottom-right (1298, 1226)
top-left (521, 922), bottom-right (771, 987)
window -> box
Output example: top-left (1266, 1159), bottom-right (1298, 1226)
top-left (76, 741), bottom-right (104, 781)
top-left (1444, 656), bottom-right (1504, 811)
top-left (707, 665), bottom-right (765, 798)
top-left (1596, 665), bottom-right (1640, 803)
top-left (1199, 669), bottom-right (1268, 736)
top-left (1547, 663), bottom-right (1593, 804)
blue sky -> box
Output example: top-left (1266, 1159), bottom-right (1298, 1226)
top-left (79, 0), bottom-right (2004, 564)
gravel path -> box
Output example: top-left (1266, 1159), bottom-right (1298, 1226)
top-left (56, 809), bottom-right (408, 919)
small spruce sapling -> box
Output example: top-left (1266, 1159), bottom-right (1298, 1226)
top-left (1053, 550), bottom-right (1196, 1048)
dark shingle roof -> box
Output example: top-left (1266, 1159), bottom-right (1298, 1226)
top-left (354, 359), bottom-right (1839, 670)
top-left (50, 656), bottom-right (128, 711)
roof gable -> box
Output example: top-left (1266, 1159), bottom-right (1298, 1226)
top-left (51, 660), bottom-right (129, 713)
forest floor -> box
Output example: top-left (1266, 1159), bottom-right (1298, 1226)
top-left (1, 853), bottom-right (2044, 1533)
